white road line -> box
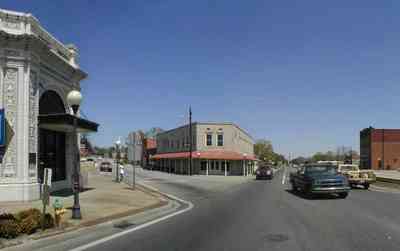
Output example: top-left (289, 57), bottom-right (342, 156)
top-left (70, 184), bottom-right (194, 251)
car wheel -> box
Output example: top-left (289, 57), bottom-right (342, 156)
top-left (363, 184), bottom-right (370, 190)
top-left (338, 192), bottom-right (348, 199)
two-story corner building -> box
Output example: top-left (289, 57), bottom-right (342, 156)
top-left (0, 9), bottom-right (98, 202)
top-left (151, 122), bottom-right (257, 176)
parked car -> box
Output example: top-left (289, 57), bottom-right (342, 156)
top-left (289, 164), bottom-right (350, 198)
top-left (256, 166), bottom-right (274, 180)
top-left (337, 164), bottom-right (376, 189)
top-left (100, 161), bottom-right (112, 172)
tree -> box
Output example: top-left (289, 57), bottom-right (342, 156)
top-left (254, 139), bottom-right (286, 165)
top-left (254, 139), bottom-right (274, 161)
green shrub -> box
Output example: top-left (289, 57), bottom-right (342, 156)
top-left (16, 208), bottom-right (43, 235)
top-left (0, 213), bottom-right (16, 221)
top-left (0, 220), bottom-right (19, 239)
top-left (16, 208), bottom-right (41, 221)
top-left (43, 213), bottom-right (55, 229)
top-left (18, 215), bottom-right (40, 234)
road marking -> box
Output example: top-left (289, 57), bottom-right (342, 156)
top-left (70, 184), bottom-right (194, 251)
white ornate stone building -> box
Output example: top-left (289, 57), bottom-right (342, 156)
top-left (0, 9), bottom-right (98, 202)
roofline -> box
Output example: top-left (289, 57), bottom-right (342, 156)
top-left (156, 121), bottom-right (254, 141)
top-left (0, 8), bottom-right (87, 76)
top-left (361, 127), bottom-right (400, 132)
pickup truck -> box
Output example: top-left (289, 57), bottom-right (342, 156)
top-left (337, 164), bottom-right (376, 189)
top-left (289, 164), bottom-right (350, 198)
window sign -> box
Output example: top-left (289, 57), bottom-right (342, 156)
top-left (0, 109), bottom-right (5, 146)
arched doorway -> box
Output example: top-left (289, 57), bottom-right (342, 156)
top-left (38, 90), bottom-right (66, 183)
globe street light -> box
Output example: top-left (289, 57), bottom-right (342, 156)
top-left (67, 90), bottom-right (82, 220)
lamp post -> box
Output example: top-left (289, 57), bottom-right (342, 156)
top-left (67, 90), bottom-right (83, 220)
top-left (188, 107), bottom-right (192, 176)
top-left (243, 153), bottom-right (247, 176)
top-left (115, 138), bottom-right (121, 182)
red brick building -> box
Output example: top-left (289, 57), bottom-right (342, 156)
top-left (142, 138), bottom-right (157, 167)
top-left (360, 127), bottom-right (400, 170)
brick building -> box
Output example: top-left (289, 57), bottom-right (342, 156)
top-left (142, 138), bottom-right (157, 167)
top-left (151, 122), bottom-right (257, 176)
top-left (360, 127), bottom-right (400, 170)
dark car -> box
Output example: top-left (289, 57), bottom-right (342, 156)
top-left (289, 164), bottom-right (350, 198)
top-left (256, 166), bottom-right (274, 180)
top-left (100, 162), bottom-right (112, 172)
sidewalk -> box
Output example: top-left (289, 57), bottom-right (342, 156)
top-left (0, 172), bottom-right (168, 247)
top-left (373, 170), bottom-right (400, 185)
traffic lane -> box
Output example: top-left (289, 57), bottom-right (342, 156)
top-left (84, 176), bottom-right (274, 251)
top-left (86, 170), bottom-right (400, 251)
top-left (135, 168), bottom-right (255, 203)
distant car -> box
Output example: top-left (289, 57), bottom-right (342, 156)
top-left (289, 164), bottom-right (350, 198)
top-left (100, 162), bottom-right (112, 172)
top-left (256, 166), bottom-right (274, 180)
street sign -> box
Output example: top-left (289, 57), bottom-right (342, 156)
top-left (44, 168), bottom-right (52, 187)
top-left (0, 109), bottom-right (5, 146)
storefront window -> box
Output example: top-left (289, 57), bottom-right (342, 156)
top-left (201, 161), bottom-right (207, 171)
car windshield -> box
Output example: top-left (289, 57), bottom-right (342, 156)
top-left (340, 165), bottom-right (357, 171)
top-left (305, 166), bottom-right (337, 176)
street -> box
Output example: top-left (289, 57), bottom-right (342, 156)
top-left (77, 167), bottom-right (400, 251)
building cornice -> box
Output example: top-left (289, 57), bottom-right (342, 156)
top-left (0, 8), bottom-right (87, 80)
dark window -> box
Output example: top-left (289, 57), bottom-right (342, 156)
top-left (217, 134), bottom-right (223, 146)
top-left (215, 161), bottom-right (219, 170)
top-left (39, 90), bottom-right (65, 115)
top-left (201, 161), bottom-right (207, 171)
top-left (226, 162), bottom-right (230, 172)
top-left (206, 134), bottom-right (212, 146)
top-left (211, 161), bottom-right (215, 170)
top-left (39, 129), bottom-right (66, 182)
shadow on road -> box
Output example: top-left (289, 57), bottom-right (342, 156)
top-left (285, 189), bottom-right (343, 200)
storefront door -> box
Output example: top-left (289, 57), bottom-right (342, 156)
top-left (38, 129), bottom-right (66, 183)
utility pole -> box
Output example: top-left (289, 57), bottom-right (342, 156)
top-left (382, 129), bottom-right (385, 170)
top-left (189, 107), bottom-right (193, 176)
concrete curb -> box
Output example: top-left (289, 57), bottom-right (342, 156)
top-left (376, 177), bottom-right (400, 185)
top-left (70, 183), bottom-right (194, 251)
top-left (0, 183), bottom-right (172, 250)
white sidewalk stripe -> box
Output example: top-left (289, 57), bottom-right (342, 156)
top-left (70, 183), bottom-right (194, 251)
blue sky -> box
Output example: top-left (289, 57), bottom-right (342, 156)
top-left (2, 1), bottom-right (399, 157)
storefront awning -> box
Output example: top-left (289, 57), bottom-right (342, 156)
top-left (39, 114), bottom-right (99, 133)
top-left (150, 150), bottom-right (257, 161)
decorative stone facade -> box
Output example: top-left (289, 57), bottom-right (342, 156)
top-left (0, 8), bottom-right (88, 201)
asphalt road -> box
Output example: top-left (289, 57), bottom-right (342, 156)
top-left (73, 167), bottom-right (400, 251)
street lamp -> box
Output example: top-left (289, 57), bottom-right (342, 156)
top-left (115, 138), bottom-right (121, 182)
top-left (67, 90), bottom-right (83, 220)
